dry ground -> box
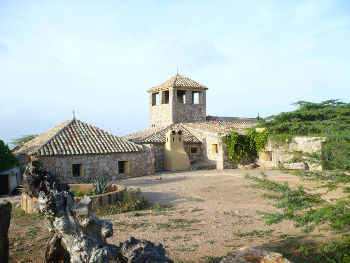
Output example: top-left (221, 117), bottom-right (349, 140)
top-left (5, 169), bottom-right (335, 263)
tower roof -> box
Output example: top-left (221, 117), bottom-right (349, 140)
top-left (14, 118), bottom-right (142, 156)
top-left (148, 73), bottom-right (208, 93)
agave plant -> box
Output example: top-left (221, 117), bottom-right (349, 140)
top-left (91, 176), bottom-right (110, 195)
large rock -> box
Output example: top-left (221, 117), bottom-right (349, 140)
top-left (118, 237), bottom-right (173, 263)
top-left (0, 200), bottom-right (12, 263)
top-left (22, 159), bottom-right (70, 198)
top-left (220, 247), bottom-right (292, 263)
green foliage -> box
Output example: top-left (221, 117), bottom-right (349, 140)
top-left (98, 189), bottom-right (147, 216)
top-left (245, 100), bottom-right (350, 261)
top-left (91, 176), bottom-right (110, 195)
top-left (11, 135), bottom-right (37, 146)
top-left (71, 190), bottom-right (85, 197)
top-left (0, 140), bottom-right (19, 172)
top-left (258, 100), bottom-right (350, 136)
top-left (222, 128), bottom-right (268, 164)
top-left (321, 129), bottom-right (350, 170)
top-left (258, 99), bottom-right (350, 170)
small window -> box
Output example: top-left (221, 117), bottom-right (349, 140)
top-left (162, 90), bottom-right (169, 104)
top-left (72, 164), bottom-right (84, 177)
top-left (152, 92), bottom-right (159, 106)
top-left (211, 144), bottom-right (218, 154)
top-left (263, 151), bottom-right (273, 161)
top-left (118, 161), bottom-right (130, 174)
top-left (190, 146), bottom-right (200, 155)
top-left (192, 91), bottom-right (200, 104)
top-left (177, 90), bottom-right (186, 103)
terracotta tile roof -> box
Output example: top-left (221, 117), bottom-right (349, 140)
top-left (182, 116), bottom-right (259, 136)
top-left (15, 119), bottom-right (142, 156)
top-left (124, 124), bottom-right (200, 144)
top-left (148, 74), bottom-right (208, 93)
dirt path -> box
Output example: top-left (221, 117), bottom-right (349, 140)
top-left (105, 169), bottom-right (323, 262)
top-left (7, 169), bottom-right (329, 263)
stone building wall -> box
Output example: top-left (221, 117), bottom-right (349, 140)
top-left (183, 127), bottom-right (224, 170)
top-left (147, 142), bottom-right (202, 171)
top-left (184, 142), bottom-right (203, 162)
top-left (257, 136), bottom-right (324, 171)
top-left (149, 88), bottom-right (206, 128)
top-left (38, 147), bottom-right (154, 183)
top-left (172, 103), bottom-right (206, 124)
top-left (149, 103), bottom-right (173, 128)
top-left (150, 143), bottom-right (165, 171)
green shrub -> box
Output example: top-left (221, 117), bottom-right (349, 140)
top-left (0, 140), bottom-right (19, 172)
top-left (98, 189), bottom-right (147, 216)
top-left (71, 190), bottom-right (85, 197)
top-left (222, 128), bottom-right (268, 164)
top-left (91, 176), bottom-right (110, 195)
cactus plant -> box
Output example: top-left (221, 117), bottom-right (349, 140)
top-left (91, 176), bottom-right (110, 195)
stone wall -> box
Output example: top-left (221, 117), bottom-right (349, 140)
top-left (257, 136), bottom-right (324, 171)
top-left (38, 147), bottom-right (154, 183)
top-left (183, 127), bottom-right (225, 169)
top-left (149, 103), bottom-right (173, 128)
top-left (184, 142), bottom-right (203, 162)
top-left (150, 143), bottom-right (165, 171)
top-left (149, 88), bottom-right (206, 128)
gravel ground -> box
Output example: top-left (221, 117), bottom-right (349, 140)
top-left (5, 169), bottom-right (333, 263)
top-left (104, 169), bottom-right (327, 262)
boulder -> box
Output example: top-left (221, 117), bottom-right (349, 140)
top-left (118, 236), bottom-right (173, 263)
top-left (0, 200), bottom-right (12, 263)
top-left (220, 247), bottom-right (292, 263)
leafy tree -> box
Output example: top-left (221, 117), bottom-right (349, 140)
top-left (244, 100), bottom-right (350, 262)
top-left (11, 135), bottom-right (37, 146)
top-left (0, 140), bottom-right (19, 172)
top-left (257, 99), bottom-right (350, 170)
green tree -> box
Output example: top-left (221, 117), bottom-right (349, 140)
top-left (11, 135), bottom-right (37, 146)
top-left (244, 99), bottom-right (350, 262)
top-left (0, 140), bottom-right (19, 172)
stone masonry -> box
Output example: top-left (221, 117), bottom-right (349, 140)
top-left (39, 149), bottom-right (153, 184)
top-left (257, 136), bottom-right (325, 171)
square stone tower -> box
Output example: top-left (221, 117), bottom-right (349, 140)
top-left (148, 73), bottom-right (208, 128)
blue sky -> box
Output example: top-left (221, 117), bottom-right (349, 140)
top-left (0, 0), bottom-right (349, 144)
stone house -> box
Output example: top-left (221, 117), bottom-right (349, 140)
top-left (125, 73), bottom-right (259, 171)
top-left (14, 118), bottom-right (153, 183)
top-left (15, 73), bottom-right (323, 179)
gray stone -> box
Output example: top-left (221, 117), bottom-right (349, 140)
top-left (220, 247), bottom-right (292, 263)
top-left (118, 236), bottom-right (174, 263)
top-left (0, 200), bottom-right (12, 263)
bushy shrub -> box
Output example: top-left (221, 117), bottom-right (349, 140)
top-left (0, 140), bottom-right (19, 172)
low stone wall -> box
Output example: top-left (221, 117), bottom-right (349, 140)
top-left (257, 136), bottom-right (325, 171)
top-left (21, 184), bottom-right (126, 213)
